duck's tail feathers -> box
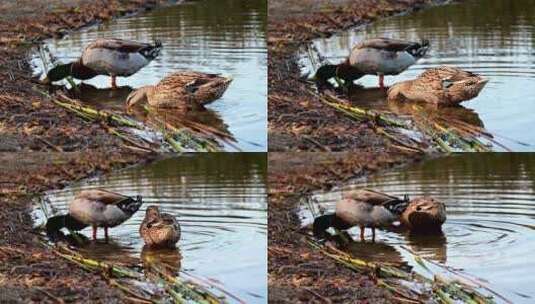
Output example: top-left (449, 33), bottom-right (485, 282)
top-left (383, 195), bottom-right (411, 215)
top-left (141, 40), bottom-right (163, 60)
top-left (406, 39), bottom-right (430, 59)
top-left (117, 195), bottom-right (143, 216)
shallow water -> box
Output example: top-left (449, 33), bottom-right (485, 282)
top-left (33, 0), bottom-right (267, 151)
top-left (299, 153), bottom-right (535, 303)
top-left (34, 153), bottom-right (267, 303)
top-left (299, 0), bottom-right (535, 151)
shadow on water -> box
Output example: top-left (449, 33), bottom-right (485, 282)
top-left (33, 0), bottom-right (267, 151)
top-left (35, 153), bottom-right (268, 303)
top-left (300, 0), bottom-right (535, 151)
top-left (300, 153), bottom-right (535, 303)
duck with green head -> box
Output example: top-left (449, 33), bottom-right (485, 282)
top-left (45, 189), bottom-right (143, 242)
top-left (315, 37), bottom-right (430, 90)
top-left (43, 38), bottom-right (162, 89)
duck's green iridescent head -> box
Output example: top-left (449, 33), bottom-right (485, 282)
top-left (43, 63), bottom-right (73, 83)
top-left (314, 64), bottom-right (338, 83)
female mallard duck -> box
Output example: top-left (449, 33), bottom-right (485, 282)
top-left (140, 206), bottom-right (181, 248)
top-left (313, 189), bottom-right (410, 242)
top-left (315, 37), bottom-right (429, 89)
top-left (45, 189), bottom-right (143, 241)
top-left (387, 66), bottom-right (488, 106)
top-left (313, 189), bottom-right (446, 241)
top-left (400, 196), bottom-right (446, 231)
top-left (43, 38), bottom-right (162, 88)
top-left (126, 71), bottom-right (232, 109)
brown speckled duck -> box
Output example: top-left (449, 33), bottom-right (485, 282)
top-left (140, 206), bottom-right (181, 248)
top-left (126, 71), bottom-right (232, 109)
top-left (400, 196), bottom-right (446, 231)
top-left (387, 66), bottom-right (488, 106)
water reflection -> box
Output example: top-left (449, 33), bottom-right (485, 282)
top-left (300, 0), bottom-right (535, 150)
top-left (301, 153), bottom-right (535, 303)
top-left (344, 86), bottom-right (485, 128)
top-left (36, 153), bottom-right (267, 303)
top-left (34, 0), bottom-right (267, 151)
top-left (141, 247), bottom-right (182, 280)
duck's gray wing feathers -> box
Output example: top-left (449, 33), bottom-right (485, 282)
top-left (75, 189), bottom-right (129, 205)
top-left (86, 38), bottom-right (155, 53)
top-left (356, 38), bottom-right (420, 52)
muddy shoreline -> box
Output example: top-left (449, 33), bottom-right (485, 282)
top-left (268, 0), bottom-right (455, 152)
top-left (0, 1), bottom-right (167, 302)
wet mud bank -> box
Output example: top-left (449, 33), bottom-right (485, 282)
top-left (268, 152), bottom-right (423, 303)
top-left (268, 0), bottom-right (457, 152)
top-left (0, 1), bottom-right (166, 302)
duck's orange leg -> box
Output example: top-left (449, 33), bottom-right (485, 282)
top-left (92, 225), bottom-right (98, 241)
top-left (111, 75), bottom-right (117, 89)
top-left (104, 227), bottom-right (109, 242)
top-left (360, 226), bottom-right (365, 241)
top-left (379, 75), bottom-right (385, 90)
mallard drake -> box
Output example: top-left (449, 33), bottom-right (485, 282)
top-left (139, 206), bottom-right (181, 248)
top-left (313, 189), bottom-right (410, 242)
top-left (45, 189), bottom-right (142, 241)
top-left (315, 38), bottom-right (429, 89)
top-left (400, 196), bottom-right (446, 231)
top-left (126, 71), bottom-right (232, 109)
top-left (387, 66), bottom-right (488, 106)
top-left (43, 38), bottom-right (162, 88)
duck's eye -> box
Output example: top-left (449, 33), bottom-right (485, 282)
top-left (442, 80), bottom-right (454, 88)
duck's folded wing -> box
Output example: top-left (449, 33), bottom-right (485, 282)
top-left (75, 189), bottom-right (129, 204)
top-left (356, 38), bottom-right (419, 52)
top-left (87, 38), bottom-right (154, 53)
top-left (343, 189), bottom-right (398, 205)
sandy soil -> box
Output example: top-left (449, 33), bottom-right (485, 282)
top-left (0, 1), bottom-right (164, 302)
top-left (268, 0), bottom-right (451, 152)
